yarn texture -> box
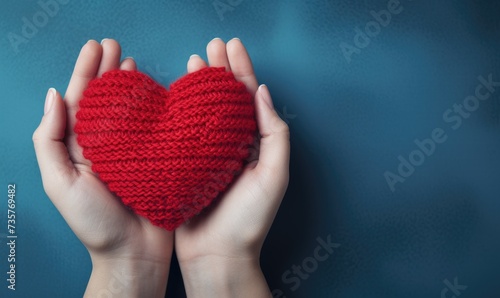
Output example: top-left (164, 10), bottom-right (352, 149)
top-left (74, 67), bottom-right (256, 230)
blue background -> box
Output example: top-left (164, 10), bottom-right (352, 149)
top-left (1, 0), bottom-right (500, 297)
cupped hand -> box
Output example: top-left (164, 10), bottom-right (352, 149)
top-left (33, 39), bottom-right (172, 297)
top-left (175, 38), bottom-right (290, 297)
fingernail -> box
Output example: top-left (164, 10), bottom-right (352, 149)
top-left (259, 84), bottom-right (274, 110)
top-left (100, 38), bottom-right (109, 45)
top-left (189, 54), bottom-right (200, 60)
top-left (124, 56), bottom-right (135, 61)
top-left (231, 37), bottom-right (241, 42)
top-left (44, 88), bottom-right (56, 115)
top-left (211, 37), bottom-right (222, 42)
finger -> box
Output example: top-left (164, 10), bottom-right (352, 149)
top-left (187, 54), bottom-right (207, 73)
top-left (206, 38), bottom-right (230, 70)
top-left (64, 40), bottom-right (102, 113)
top-left (63, 41), bottom-right (103, 166)
top-left (120, 57), bottom-right (137, 71)
top-left (254, 85), bottom-right (290, 177)
top-left (97, 39), bottom-right (122, 77)
top-left (226, 38), bottom-right (259, 95)
top-left (33, 88), bottom-right (77, 196)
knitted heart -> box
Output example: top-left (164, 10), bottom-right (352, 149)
top-left (74, 67), bottom-right (256, 230)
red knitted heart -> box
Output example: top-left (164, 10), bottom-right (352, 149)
top-left (74, 67), bottom-right (256, 230)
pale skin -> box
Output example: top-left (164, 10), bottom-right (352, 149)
top-left (33, 37), bottom-right (290, 297)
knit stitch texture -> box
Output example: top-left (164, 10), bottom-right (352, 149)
top-left (74, 67), bottom-right (256, 230)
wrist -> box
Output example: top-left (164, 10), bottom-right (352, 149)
top-left (179, 256), bottom-right (271, 298)
top-left (84, 253), bottom-right (170, 298)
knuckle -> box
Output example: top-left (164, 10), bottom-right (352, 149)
top-left (32, 128), bottom-right (41, 143)
top-left (272, 116), bottom-right (290, 136)
top-left (41, 180), bottom-right (54, 198)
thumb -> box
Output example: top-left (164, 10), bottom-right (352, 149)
top-left (33, 88), bottom-right (76, 197)
top-left (254, 84), bottom-right (290, 184)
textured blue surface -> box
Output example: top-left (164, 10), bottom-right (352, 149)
top-left (1, 1), bottom-right (500, 297)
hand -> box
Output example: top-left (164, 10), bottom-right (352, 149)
top-left (175, 38), bottom-right (290, 297)
top-left (33, 39), bottom-right (173, 298)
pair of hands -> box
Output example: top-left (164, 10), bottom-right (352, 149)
top-left (33, 38), bottom-right (290, 297)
